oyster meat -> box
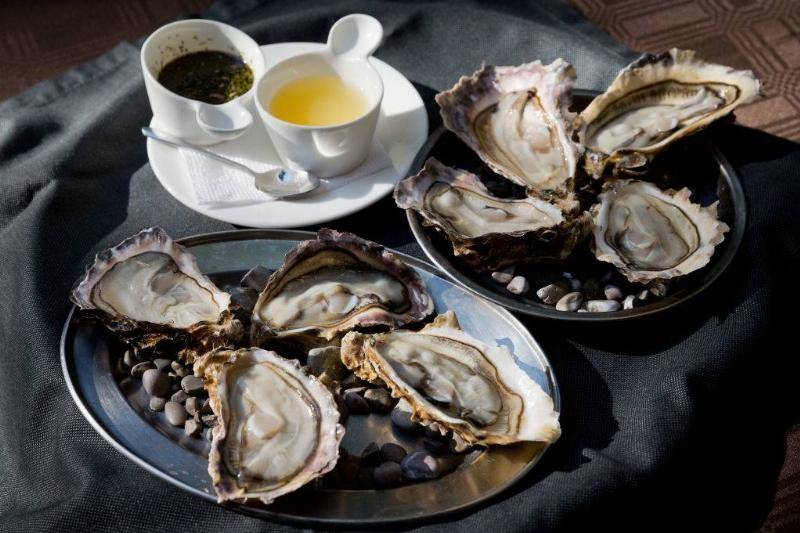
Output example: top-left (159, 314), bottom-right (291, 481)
top-left (395, 157), bottom-right (590, 270)
top-left (580, 48), bottom-right (761, 177)
top-left (251, 229), bottom-right (433, 346)
top-left (71, 227), bottom-right (242, 357)
top-left (195, 348), bottom-right (344, 504)
top-left (590, 179), bottom-right (729, 283)
top-left (436, 59), bottom-right (582, 209)
top-left (341, 312), bottom-right (561, 450)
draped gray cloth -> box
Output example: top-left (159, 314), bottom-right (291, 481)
top-left (0, 1), bottom-right (796, 531)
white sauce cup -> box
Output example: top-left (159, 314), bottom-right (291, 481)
top-left (255, 14), bottom-right (384, 177)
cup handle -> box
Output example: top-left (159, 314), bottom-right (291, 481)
top-left (326, 14), bottom-right (383, 60)
top-left (194, 100), bottom-right (253, 139)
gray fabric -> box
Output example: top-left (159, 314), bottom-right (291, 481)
top-left (0, 1), bottom-right (795, 532)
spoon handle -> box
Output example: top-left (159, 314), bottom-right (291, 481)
top-left (141, 127), bottom-right (257, 178)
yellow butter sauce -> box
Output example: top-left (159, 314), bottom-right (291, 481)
top-left (268, 75), bottom-right (368, 126)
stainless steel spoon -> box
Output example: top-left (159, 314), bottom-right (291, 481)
top-left (141, 127), bottom-right (320, 199)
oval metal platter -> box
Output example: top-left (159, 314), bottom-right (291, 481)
top-left (61, 229), bottom-right (560, 526)
top-left (406, 90), bottom-right (747, 321)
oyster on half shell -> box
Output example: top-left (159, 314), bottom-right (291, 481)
top-left (341, 312), bottom-right (561, 451)
top-left (436, 59), bottom-right (582, 210)
top-left (195, 348), bottom-right (344, 504)
top-left (71, 227), bottom-right (242, 358)
top-left (590, 179), bottom-right (729, 283)
top-left (251, 229), bottom-right (433, 347)
top-left (580, 48), bottom-right (761, 177)
top-left (395, 158), bottom-right (590, 270)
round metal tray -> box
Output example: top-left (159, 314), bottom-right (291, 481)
top-left (61, 229), bottom-right (560, 526)
top-left (405, 90), bottom-right (746, 321)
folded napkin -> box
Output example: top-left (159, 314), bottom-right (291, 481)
top-left (180, 129), bottom-right (392, 208)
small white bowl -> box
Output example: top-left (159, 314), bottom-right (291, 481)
top-left (141, 19), bottom-right (266, 145)
top-left (255, 14), bottom-right (384, 177)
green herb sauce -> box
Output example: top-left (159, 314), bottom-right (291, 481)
top-left (157, 51), bottom-right (254, 105)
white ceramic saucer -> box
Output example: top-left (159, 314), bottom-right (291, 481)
top-left (147, 42), bottom-right (428, 228)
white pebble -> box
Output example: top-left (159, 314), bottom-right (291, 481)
top-left (506, 275), bottom-right (530, 295)
top-left (604, 285), bottom-right (623, 300)
top-left (623, 295), bottom-right (636, 310)
top-left (491, 267), bottom-right (514, 284)
top-left (587, 299), bottom-right (621, 312)
top-left (555, 292), bottom-right (583, 312)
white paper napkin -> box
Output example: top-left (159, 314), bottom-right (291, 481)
top-left (180, 134), bottom-right (392, 208)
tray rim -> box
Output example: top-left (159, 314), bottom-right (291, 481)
top-left (405, 90), bottom-right (747, 322)
top-left (60, 228), bottom-right (561, 526)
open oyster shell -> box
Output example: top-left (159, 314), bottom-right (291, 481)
top-left (195, 348), bottom-right (344, 504)
top-left (395, 158), bottom-right (590, 270)
top-left (436, 59), bottom-right (582, 210)
top-left (341, 312), bottom-right (561, 451)
top-left (251, 229), bottom-right (434, 346)
top-left (590, 179), bottom-right (729, 283)
top-left (71, 227), bottom-right (242, 358)
top-left (579, 48), bottom-right (762, 178)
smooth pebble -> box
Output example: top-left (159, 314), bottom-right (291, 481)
top-left (164, 401), bottom-right (187, 426)
top-left (506, 275), bottom-right (530, 295)
top-left (555, 292), bottom-right (583, 312)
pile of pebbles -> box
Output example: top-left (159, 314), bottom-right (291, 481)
top-left (118, 349), bottom-right (216, 439)
top-left (490, 266), bottom-right (662, 313)
top-left (323, 382), bottom-right (464, 489)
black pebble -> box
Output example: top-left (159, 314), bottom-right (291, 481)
top-left (361, 442), bottom-right (382, 466)
top-left (181, 375), bottom-right (205, 396)
top-left (373, 462), bottom-right (403, 487)
top-left (341, 373), bottom-right (366, 389)
top-left (142, 369), bottom-right (171, 397)
top-left (401, 451), bottom-right (440, 480)
top-left (390, 408), bottom-right (416, 432)
top-left (229, 287), bottom-right (257, 312)
top-left (130, 361), bottom-right (153, 379)
top-left (423, 438), bottom-right (448, 455)
top-left (380, 443), bottom-right (407, 464)
top-left (423, 425), bottom-right (446, 440)
top-left (153, 358), bottom-right (171, 371)
top-left (201, 399), bottom-right (213, 415)
top-left (364, 388), bottom-right (394, 413)
top-left (357, 466), bottom-right (375, 488)
top-left (344, 391), bottom-right (370, 415)
top-left (337, 456), bottom-right (360, 483)
top-left (170, 390), bottom-right (188, 404)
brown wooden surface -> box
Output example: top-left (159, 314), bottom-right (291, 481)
top-left (0, 1), bottom-right (795, 531)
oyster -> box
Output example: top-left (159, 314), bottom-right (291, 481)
top-left (590, 179), bottom-right (729, 283)
top-left (195, 348), bottom-right (343, 504)
top-left (71, 227), bottom-right (242, 357)
top-left (395, 158), bottom-right (590, 270)
top-left (251, 229), bottom-right (433, 346)
top-left (436, 59), bottom-right (582, 208)
top-left (580, 48), bottom-right (761, 177)
top-left (341, 312), bottom-right (561, 450)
